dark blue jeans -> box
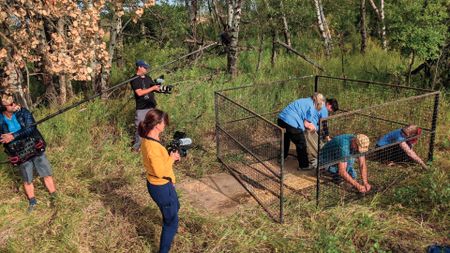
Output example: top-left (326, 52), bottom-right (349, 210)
top-left (147, 181), bottom-right (180, 253)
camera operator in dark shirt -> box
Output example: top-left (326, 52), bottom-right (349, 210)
top-left (130, 60), bottom-right (161, 152)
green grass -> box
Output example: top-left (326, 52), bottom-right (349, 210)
top-left (0, 44), bottom-right (448, 252)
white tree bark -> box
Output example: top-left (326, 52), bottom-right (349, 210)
top-left (226, 0), bottom-right (242, 77)
top-left (360, 0), bottom-right (367, 54)
top-left (279, 0), bottom-right (292, 49)
top-left (313, 0), bottom-right (332, 56)
top-left (368, 0), bottom-right (387, 49)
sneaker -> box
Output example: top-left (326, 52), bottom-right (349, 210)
top-left (299, 165), bottom-right (315, 171)
top-left (27, 203), bottom-right (36, 213)
top-left (332, 174), bottom-right (343, 185)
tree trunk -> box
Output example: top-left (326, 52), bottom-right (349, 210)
top-left (212, 0), bottom-right (226, 30)
top-left (100, 13), bottom-right (121, 98)
top-left (58, 74), bottom-right (67, 104)
top-left (313, 0), bottom-right (332, 56)
top-left (23, 64), bottom-right (32, 107)
top-left (67, 79), bottom-right (73, 98)
top-left (368, 0), bottom-right (387, 49)
top-left (226, 0), bottom-right (243, 78)
top-left (40, 19), bottom-right (58, 104)
top-left (12, 67), bottom-right (30, 109)
top-left (360, 0), bottom-right (367, 54)
top-left (116, 20), bottom-right (124, 68)
top-left (379, 0), bottom-right (387, 49)
top-left (271, 30), bottom-right (277, 66)
top-left (57, 18), bottom-right (67, 104)
top-left (187, 0), bottom-right (199, 58)
top-left (407, 51), bottom-right (415, 86)
top-left (256, 32), bottom-right (264, 72)
top-left (279, 0), bottom-right (291, 50)
top-left (140, 22), bottom-right (146, 38)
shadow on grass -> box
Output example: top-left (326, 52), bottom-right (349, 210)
top-left (89, 177), bottom-right (161, 252)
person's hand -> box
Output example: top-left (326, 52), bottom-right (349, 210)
top-left (304, 121), bottom-right (316, 131)
top-left (364, 183), bottom-right (372, 192)
top-left (0, 133), bottom-right (14, 144)
top-left (153, 85), bottom-right (161, 92)
top-left (420, 162), bottom-right (429, 170)
top-left (170, 150), bottom-right (181, 162)
top-left (356, 184), bottom-right (368, 193)
top-left (325, 136), bottom-right (331, 142)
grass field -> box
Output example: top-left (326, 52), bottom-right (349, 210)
top-left (0, 45), bottom-right (448, 252)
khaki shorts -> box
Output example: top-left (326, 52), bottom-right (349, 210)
top-left (19, 153), bottom-right (52, 183)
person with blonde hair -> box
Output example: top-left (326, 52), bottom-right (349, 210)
top-left (374, 124), bottom-right (427, 169)
top-left (0, 92), bottom-right (57, 212)
top-left (278, 93), bottom-right (339, 170)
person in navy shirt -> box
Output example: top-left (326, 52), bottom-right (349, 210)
top-left (375, 125), bottom-right (427, 169)
top-left (278, 93), bottom-right (338, 170)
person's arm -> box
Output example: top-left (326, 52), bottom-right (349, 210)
top-left (321, 120), bottom-right (330, 141)
top-left (399, 142), bottom-right (428, 169)
top-left (303, 120), bottom-right (316, 131)
top-left (149, 149), bottom-right (177, 179)
top-left (358, 155), bottom-right (371, 192)
top-left (338, 161), bottom-right (366, 193)
top-left (134, 85), bottom-right (160, 96)
top-left (11, 109), bottom-right (37, 140)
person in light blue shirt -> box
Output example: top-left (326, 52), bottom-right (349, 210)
top-left (278, 93), bottom-right (338, 169)
top-left (374, 125), bottom-right (427, 169)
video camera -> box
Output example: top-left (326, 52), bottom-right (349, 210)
top-left (167, 131), bottom-right (192, 157)
top-left (154, 75), bottom-right (173, 95)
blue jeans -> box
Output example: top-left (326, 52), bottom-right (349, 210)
top-left (147, 181), bottom-right (180, 253)
top-left (328, 158), bottom-right (357, 179)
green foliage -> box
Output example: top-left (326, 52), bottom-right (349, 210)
top-left (386, 0), bottom-right (448, 59)
top-left (1, 36), bottom-right (449, 252)
top-left (124, 1), bottom-right (188, 47)
top-left (391, 166), bottom-right (450, 223)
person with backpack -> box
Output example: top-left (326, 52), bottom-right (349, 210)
top-left (0, 92), bottom-right (57, 213)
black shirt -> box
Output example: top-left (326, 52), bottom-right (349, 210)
top-left (130, 75), bottom-right (157, 110)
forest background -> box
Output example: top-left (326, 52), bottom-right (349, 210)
top-left (0, 0), bottom-right (449, 252)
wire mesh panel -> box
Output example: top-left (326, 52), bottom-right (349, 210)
top-left (214, 75), bottom-right (439, 221)
top-left (215, 91), bottom-right (285, 222)
top-left (315, 76), bottom-right (432, 111)
top-left (219, 77), bottom-right (315, 115)
top-left (316, 92), bottom-right (439, 207)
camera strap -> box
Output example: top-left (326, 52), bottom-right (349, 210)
top-left (142, 135), bottom-right (162, 144)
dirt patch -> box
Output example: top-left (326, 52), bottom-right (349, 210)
top-left (177, 173), bottom-right (255, 216)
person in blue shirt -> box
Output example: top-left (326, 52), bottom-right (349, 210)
top-left (278, 93), bottom-right (338, 170)
top-left (0, 92), bottom-right (57, 213)
top-left (319, 134), bottom-right (371, 193)
top-left (374, 125), bottom-right (427, 169)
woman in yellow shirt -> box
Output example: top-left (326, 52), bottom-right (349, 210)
top-left (138, 109), bottom-right (180, 253)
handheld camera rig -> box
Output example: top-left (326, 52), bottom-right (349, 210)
top-left (167, 131), bottom-right (192, 157)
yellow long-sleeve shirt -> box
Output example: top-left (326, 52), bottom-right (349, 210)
top-left (141, 137), bottom-right (176, 185)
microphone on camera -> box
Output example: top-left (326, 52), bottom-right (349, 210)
top-left (176, 138), bottom-right (192, 146)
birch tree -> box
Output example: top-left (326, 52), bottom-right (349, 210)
top-left (368, 0), bottom-right (387, 49)
top-left (279, 0), bottom-right (291, 49)
top-left (360, 0), bottom-right (367, 54)
top-left (313, 0), bottom-right (332, 56)
top-left (225, 0), bottom-right (243, 77)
